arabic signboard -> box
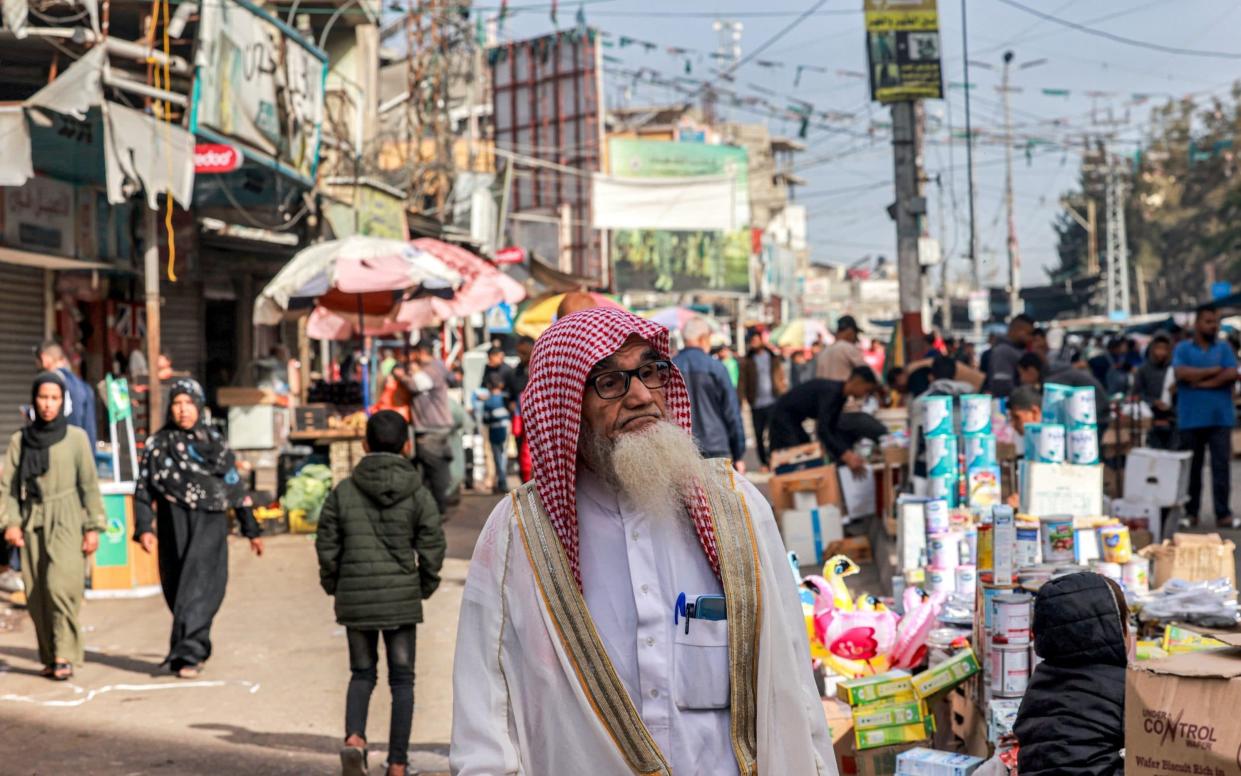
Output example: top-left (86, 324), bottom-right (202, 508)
top-left (191, 0), bottom-right (327, 183)
top-left (607, 138), bottom-right (752, 294)
top-left (864, 0), bottom-right (943, 103)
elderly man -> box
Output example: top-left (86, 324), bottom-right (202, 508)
top-left (673, 316), bottom-right (746, 463)
top-left (450, 308), bottom-right (835, 776)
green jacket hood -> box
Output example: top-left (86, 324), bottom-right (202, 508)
top-left (350, 453), bottom-right (420, 507)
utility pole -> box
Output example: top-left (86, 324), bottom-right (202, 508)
top-left (960, 0), bottom-right (979, 291)
top-left (1105, 156), bottom-right (1131, 317)
top-left (936, 173), bottom-right (950, 332)
top-left (892, 100), bottom-right (927, 358)
top-left (144, 207), bottom-right (162, 432)
top-left (1001, 50), bottom-right (1021, 317)
top-left (1060, 196), bottom-right (1099, 275)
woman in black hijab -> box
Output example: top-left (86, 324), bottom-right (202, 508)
top-left (133, 378), bottom-right (263, 678)
top-left (0, 372), bottom-right (105, 680)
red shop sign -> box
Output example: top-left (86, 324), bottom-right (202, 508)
top-left (494, 246), bottom-right (526, 264)
top-left (194, 143), bottom-right (243, 174)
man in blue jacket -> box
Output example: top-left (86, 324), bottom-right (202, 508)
top-left (38, 341), bottom-right (98, 451)
top-left (672, 317), bottom-right (746, 466)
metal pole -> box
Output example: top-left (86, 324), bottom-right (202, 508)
top-left (961, 0), bottom-right (979, 291)
top-left (892, 100), bottom-right (925, 360)
top-left (1001, 50), bottom-right (1021, 316)
top-left (144, 207), bottom-right (162, 431)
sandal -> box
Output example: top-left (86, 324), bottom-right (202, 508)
top-left (39, 665), bottom-right (54, 678)
top-left (51, 661), bottom-right (73, 681)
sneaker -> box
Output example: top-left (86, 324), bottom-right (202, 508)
top-left (0, 570), bottom-right (23, 594)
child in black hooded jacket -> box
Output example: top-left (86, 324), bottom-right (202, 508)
top-left (1014, 572), bottom-right (1129, 776)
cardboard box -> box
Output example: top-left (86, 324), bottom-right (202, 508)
top-left (781, 506), bottom-right (845, 567)
top-left (1124, 447), bottom-right (1192, 507)
top-left (1139, 533), bottom-right (1237, 589)
top-left (227, 405), bottom-right (290, 450)
top-left (1111, 498), bottom-right (1162, 547)
top-left (854, 740), bottom-right (929, 776)
top-left (838, 670), bottom-right (914, 706)
top-left (854, 718), bottom-right (935, 750)
top-left (824, 698), bottom-right (857, 775)
top-left (216, 387), bottom-right (285, 407)
top-left (895, 747), bottom-right (985, 776)
top-left (1019, 461), bottom-right (1104, 517)
top-left (912, 648), bottom-right (981, 700)
top-left (1126, 635), bottom-right (1241, 776)
top-left (840, 465), bottom-right (877, 519)
top-left (852, 698), bottom-right (927, 731)
top-left (770, 465), bottom-right (843, 513)
top-left (827, 536), bottom-right (873, 565)
top-left (772, 442), bottom-right (827, 474)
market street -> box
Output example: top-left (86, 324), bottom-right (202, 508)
top-left (0, 493), bottom-right (498, 776)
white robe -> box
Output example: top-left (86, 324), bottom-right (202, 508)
top-left (449, 473), bottom-right (837, 776)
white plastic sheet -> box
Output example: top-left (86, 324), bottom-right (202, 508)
top-left (591, 173), bottom-right (740, 231)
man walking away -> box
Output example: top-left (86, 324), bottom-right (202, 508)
top-left (815, 315), bottom-right (866, 381)
top-left (1134, 333), bottom-right (1176, 449)
top-left (768, 367), bottom-right (879, 478)
top-left (985, 314), bottom-right (1034, 399)
top-left (672, 317), bottom-right (746, 464)
top-left (392, 342), bottom-right (459, 514)
top-left (315, 410), bottom-right (445, 776)
top-left (481, 375), bottom-right (512, 493)
top-left (1173, 304), bottom-right (1237, 527)
top-left (38, 341), bottom-right (98, 451)
top-left (738, 327), bottom-right (786, 470)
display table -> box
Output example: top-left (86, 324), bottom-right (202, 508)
top-left (86, 482), bottom-right (161, 599)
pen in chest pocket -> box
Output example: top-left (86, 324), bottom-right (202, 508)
top-left (673, 592), bottom-right (727, 633)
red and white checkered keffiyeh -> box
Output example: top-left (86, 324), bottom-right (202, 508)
top-left (521, 306), bottom-right (720, 586)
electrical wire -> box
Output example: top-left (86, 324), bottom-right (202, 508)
top-left (995, 0), bottom-right (1241, 60)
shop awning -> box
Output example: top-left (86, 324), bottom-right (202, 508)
top-left (14, 47), bottom-right (195, 208)
top-left (0, 245), bottom-right (112, 271)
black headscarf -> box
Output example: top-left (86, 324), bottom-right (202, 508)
top-left (14, 372), bottom-right (70, 505)
top-left (139, 378), bottom-right (249, 512)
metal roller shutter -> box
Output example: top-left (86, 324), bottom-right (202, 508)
top-left (161, 279), bottom-right (204, 381)
top-left (0, 266), bottom-right (45, 443)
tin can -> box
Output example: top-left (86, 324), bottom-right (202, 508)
top-left (963, 526), bottom-right (978, 566)
top-left (1092, 560), bottom-right (1122, 582)
top-left (990, 642), bottom-right (1031, 698)
top-left (1067, 427), bottom-right (1100, 465)
top-left (1023, 423), bottom-right (1066, 463)
top-left (976, 522), bottom-right (993, 572)
top-left (927, 566), bottom-right (955, 595)
top-left (1123, 558), bottom-right (1150, 594)
top-left (1039, 514), bottom-right (1075, 563)
top-left (956, 564), bottom-right (978, 595)
top-left (979, 577), bottom-right (1016, 632)
top-left (964, 433), bottom-right (998, 470)
top-left (991, 592), bottom-right (1033, 644)
top-left (1014, 521), bottom-right (1041, 567)
top-left (1067, 386), bottom-right (1098, 428)
top-left (926, 434), bottom-right (959, 477)
top-left (928, 533), bottom-right (961, 570)
top-left (921, 395), bottom-right (955, 437)
top-left (961, 394), bottom-right (993, 435)
top-left (1098, 524), bottom-right (1133, 564)
top-left (1041, 383), bottom-right (1074, 425)
top-left (925, 498), bottom-right (950, 535)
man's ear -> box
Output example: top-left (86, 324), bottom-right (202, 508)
top-left (402, 439), bottom-right (413, 457)
top-left (362, 440), bottom-right (371, 454)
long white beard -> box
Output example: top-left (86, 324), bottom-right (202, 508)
top-left (581, 420), bottom-right (715, 517)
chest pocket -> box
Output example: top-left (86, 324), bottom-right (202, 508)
top-left (673, 618), bottom-right (730, 710)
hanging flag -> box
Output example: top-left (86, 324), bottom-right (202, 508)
top-left (619, 35), bottom-right (634, 47)
top-left (550, 0), bottom-right (558, 27)
top-left (1042, 88), bottom-right (1070, 97)
top-left (684, 58), bottom-right (692, 74)
top-left (576, 2), bottom-right (587, 30)
top-left (498, 0), bottom-right (509, 34)
top-left (793, 64), bottom-right (826, 87)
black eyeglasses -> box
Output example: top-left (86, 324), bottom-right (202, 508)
top-left (586, 359), bottom-right (673, 400)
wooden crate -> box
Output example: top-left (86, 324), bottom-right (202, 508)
top-left (329, 439), bottom-right (366, 485)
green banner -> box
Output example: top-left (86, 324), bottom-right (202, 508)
top-left (105, 376), bottom-right (132, 423)
top-left (95, 493), bottom-right (129, 568)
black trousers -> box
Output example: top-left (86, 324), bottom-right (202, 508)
top-left (1181, 426), bottom-right (1233, 521)
top-left (414, 431), bottom-right (454, 515)
top-left (750, 405), bottom-right (775, 467)
top-left (157, 504), bottom-right (229, 670)
top-left (346, 626), bottom-right (416, 766)
top-left (768, 408), bottom-right (811, 453)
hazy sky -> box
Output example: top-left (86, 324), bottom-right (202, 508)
top-left (497, 0), bottom-right (1241, 289)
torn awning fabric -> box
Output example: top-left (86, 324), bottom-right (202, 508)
top-left (519, 306), bottom-right (720, 587)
